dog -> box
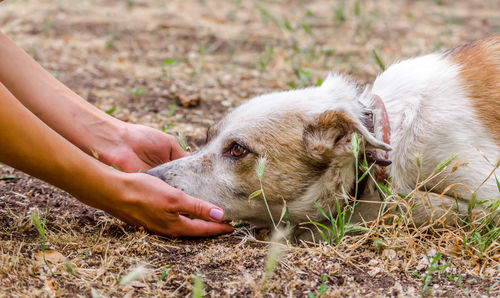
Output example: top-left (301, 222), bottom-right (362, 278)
top-left (147, 35), bottom-right (500, 240)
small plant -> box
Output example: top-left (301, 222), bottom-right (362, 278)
top-left (287, 68), bottom-right (313, 89)
top-left (31, 210), bottom-right (53, 274)
top-left (248, 156), bottom-right (277, 229)
top-left (354, 0), bottom-right (360, 17)
top-left (64, 262), bottom-right (81, 278)
top-left (192, 274), bottom-right (204, 298)
top-left (161, 123), bottom-right (176, 132)
top-left (175, 132), bottom-right (189, 152)
top-left (105, 106), bottom-right (116, 115)
top-left (105, 29), bottom-right (118, 50)
top-left (160, 264), bottom-right (173, 281)
top-left (301, 201), bottom-right (352, 245)
top-left (131, 87), bottom-right (147, 97)
top-left (161, 59), bottom-right (179, 78)
top-left (371, 49), bottom-right (386, 71)
top-left (334, 5), bottom-right (345, 22)
top-left (256, 4), bottom-right (281, 30)
top-left (165, 103), bottom-right (178, 117)
top-left (260, 229), bottom-right (287, 293)
top-left (302, 23), bottom-right (313, 36)
top-left (0, 176), bottom-right (20, 180)
top-left (308, 274), bottom-right (328, 298)
top-left (256, 44), bottom-right (274, 71)
top-left (410, 252), bottom-right (450, 295)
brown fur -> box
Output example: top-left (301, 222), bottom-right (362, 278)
top-left (447, 35), bottom-right (500, 146)
top-left (303, 111), bottom-right (356, 161)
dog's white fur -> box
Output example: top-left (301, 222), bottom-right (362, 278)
top-left (148, 36), bottom-right (500, 239)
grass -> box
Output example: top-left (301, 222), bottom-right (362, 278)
top-left (308, 274), bottom-right (328, 298)
top-left (192, 274), bottom-right (204, 298)
top-left (1, 0), bottom-right (499, 296)
top-left (31, 209), bottom-right (53, 275)
top-left (410, 251), bottom-right (451, 295)
top-left (131, 87), bottom-right (147, 97)
top-left (249, 156), bottom-right (277, 229)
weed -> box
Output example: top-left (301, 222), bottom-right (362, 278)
top-left (161, 59), bottom-right (179, 78)
top-left (105, 106), bottom-right (116, 115)
top-left (433, 153), bottom-right (457, 174)
top-left (334, 5), bottom-right (346, 22)
top-left (283, 17), bottom-right (294, 32)
top-left (192, 274), bottom-right (204, 298)
top-left (302, 23), bottom-right (313, 36)
top-left (64, 262), bottom-right (81, 278)
top-left (308, 274), bottom-right (328, 298)
top-left (175, 132), bottom-right (189, 152)
top-left (31, 210), bottom-right (54, 275)
top-left (256, 4), bottom-right (281, 30)
top-left (372, 49), bottom-right (386, 71)
top-left (410, 252), bottom-right (450, 295)
top-left (131, 87), bottom-right (147, 97)
top-left (160, 264), bottom-right (173, 281)
top-left (287, 68), bottom-right (313, 89)
top-left (260, 229), bottom-right (288, 293)
top-left (301, 201), bottom-right (352, 245)
top-left (354, 0), bottom-right (360, 17)
top-left (165, 103), bottom-right (178, 117)
top-left (0, 176), bottom-right (20, 180)
top-left (105, 29), bottom-right (118, 50)
top-left (251, 156), bottom-right (277, 229)
top-left (161, 123), bottom-right (176, 132)
top-left (256, 44), bottom-right (274, 71)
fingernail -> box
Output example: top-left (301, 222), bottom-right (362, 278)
top-left (209, 208), bottom-right (224, 221)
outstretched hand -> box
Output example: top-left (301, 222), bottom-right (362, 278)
top-left (100, 123), bottom-right (186, 173)
top-left (106, 172), bottom-right (234, 237)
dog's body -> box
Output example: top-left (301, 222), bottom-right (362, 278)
top-left (148, 36), bottom-right (500, 239)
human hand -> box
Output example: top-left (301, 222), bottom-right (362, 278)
top-left (102, 172), bottom-right (234, 237)
top-left (99, 123), bottom-right (186, 173)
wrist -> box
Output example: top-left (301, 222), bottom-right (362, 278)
top-left (84, 117), bottom-right (129, 164)
top-left (70, 162), bottom-right (130, 212)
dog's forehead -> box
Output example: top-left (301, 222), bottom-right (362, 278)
top-left (223, 75), bottom-right (361, 130)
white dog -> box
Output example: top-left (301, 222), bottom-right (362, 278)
top-left (147, 35), bottom-right (499, 239)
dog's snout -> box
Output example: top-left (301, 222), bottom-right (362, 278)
top-left (145, 167), bottom-right (163, 178)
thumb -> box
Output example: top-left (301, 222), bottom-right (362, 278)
top-left (176, 193), bottom-right (226, 222)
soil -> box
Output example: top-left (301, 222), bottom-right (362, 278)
top-left (0, 0), bottom-right (499, 297)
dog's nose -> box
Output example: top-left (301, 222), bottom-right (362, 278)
top-left (145, 167), bottom-right (162, 178)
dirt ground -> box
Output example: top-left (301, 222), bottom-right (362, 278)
top-left (0, 0), bottom-right (499, 296)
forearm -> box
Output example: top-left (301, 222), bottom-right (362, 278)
top-left (0, 31), bottom-right (123, 159)
top-left (0, 83), bottom-right (121, 211)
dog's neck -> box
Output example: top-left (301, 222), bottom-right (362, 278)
top-left (351, 94), bottom-right (391, 199)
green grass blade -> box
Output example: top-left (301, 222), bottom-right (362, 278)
top-left (372, 49), bottom-right (386, 71)
top-left (433, 153), bottom-right (458, 174)
top-left (192, 274), bottom-right (204, 298)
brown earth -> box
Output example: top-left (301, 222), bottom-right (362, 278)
top-left (0, 0), bottom-right (499, 296)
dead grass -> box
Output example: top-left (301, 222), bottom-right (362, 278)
top-left (0, 0), bottom-right (499, 296)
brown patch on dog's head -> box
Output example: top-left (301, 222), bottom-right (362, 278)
top-left (303, 111), bottom-right (357, 163)
top-left (229, 112), bottom-right (322, 205)
top-left (447, 35), bottom-right (500, 146)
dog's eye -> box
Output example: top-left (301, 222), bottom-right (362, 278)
top-left (230, 143), bottom-right (248, 158)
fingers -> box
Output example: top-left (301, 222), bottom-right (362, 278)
top-left (169, 216), bottom-right (234, 237)
top-left (169, 138), bottom-right (187, 160)
top-left (173, 191), bottom-right (226, 223)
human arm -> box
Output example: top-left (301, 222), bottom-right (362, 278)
top-left (0, 83), bottom-right (233, 236)
top-left (0, 31), bottom-right (180, 172)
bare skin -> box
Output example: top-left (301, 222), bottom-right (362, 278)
top-left (0, 32), bottom-right (233, 237)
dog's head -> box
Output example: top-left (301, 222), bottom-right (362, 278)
top-left (147, 74), bottom-right (390, 227)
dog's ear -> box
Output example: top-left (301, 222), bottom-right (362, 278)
top-left (303, 110), bottom-right (390, 162)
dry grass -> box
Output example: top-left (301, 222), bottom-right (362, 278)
top-left (1, 0), bottom-right (499, 296)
